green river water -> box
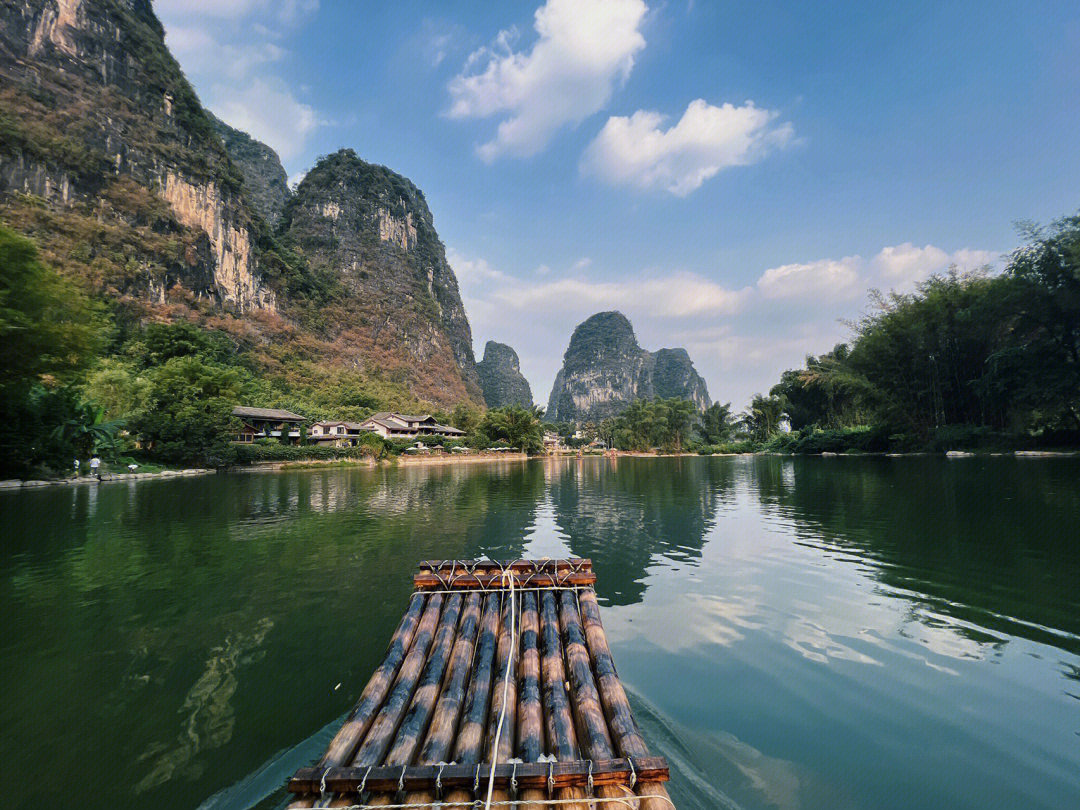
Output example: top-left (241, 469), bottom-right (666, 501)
top-left (2, 456), bottom-right (1078, 810)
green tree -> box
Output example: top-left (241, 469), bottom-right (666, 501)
top-left (480, 405), bottom-right (543, 453)
top-left (700, 402), bottom-right (736, 444)
top-left (661, 398), bottom-right (696, 452)
top-left (130, 356), bottom-right (243, 464)
top-left (450, 402), bottom-right (482, 434)
top-left (741, 394), bottom-right (787, 443)
top-left (82, 358), bottom-right (151, 420)
top-left (0, 225), bottom-right (104, 476)
top-left (994, 215), bottom-right (1080, 429)
top-left (0, 224), bottom-right (102, 388)
top-left (51, 401), bottom-right (124, 459)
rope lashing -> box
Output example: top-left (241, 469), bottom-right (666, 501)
top-left (627, 757), bottom-right (637, 789)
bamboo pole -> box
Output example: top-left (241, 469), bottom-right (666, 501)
top-left (383, 593), bottom-right (464, 765)
top-left (540, 590), bottom-right (589, 810)
top-left (483, 592), bottom-right (519, 808)
top-left (319, 593), bottom-right (428, 767)
top-left (578, 589), bottom-right (671, 810)
top-left (350, 593), bottom-right (445, 766)
top-left (405, 592), bottom-right (483, 808)
top-left (419, 591), bottom-right (483, 761)
top-left (442, 592), bottom-right (501, 806)
top-left (516, 590), bottom-right (547, 810)
top-left (560, 590), bottom-right (636, 809)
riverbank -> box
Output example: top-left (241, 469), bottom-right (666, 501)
top-left (0, 467), bottom-right (214, 490)
top-left (235, 451), bottom-right (529, 473)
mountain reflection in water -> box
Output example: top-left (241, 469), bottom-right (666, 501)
top-left (2, 456), bottom-right (1078, 810)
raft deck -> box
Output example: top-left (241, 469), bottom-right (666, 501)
top-left (288, 559), bottom-right (673, 809)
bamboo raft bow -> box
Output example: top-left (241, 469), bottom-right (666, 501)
top-left (288, 559), bottom-right (674, 810)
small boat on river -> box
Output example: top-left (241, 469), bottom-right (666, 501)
top-left (287, 558), bottom-right (673, 809)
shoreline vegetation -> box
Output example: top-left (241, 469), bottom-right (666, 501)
top-left (6, 447), bottom-right (1079, 491)
top-left (2, 213), bottom-right (1078, 481)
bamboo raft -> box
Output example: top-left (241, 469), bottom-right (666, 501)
top-left (288, 559), bottom-right (673, 809)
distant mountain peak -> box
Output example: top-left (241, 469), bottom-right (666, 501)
top-left (547, 311), bottom-right (710, 422)
top-left (477, 341), bottom-right (533, 409)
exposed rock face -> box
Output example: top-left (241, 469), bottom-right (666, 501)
top-left (547, 311), bottom-right (711, 422)
top-left (0, 0), bottom-right (274, 311)
top-left (476, 341), bottom-right (533, 409)
top-left (283, 149), bottom-right (483, 405)
top-left (0, 1), bottom-right (486, 408)
top-left (652, 348), bottom-right (711, 410)
top-left (210, 113), bottom-right (290, 226)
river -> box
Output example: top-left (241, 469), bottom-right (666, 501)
top-left (2, 456), bottom-right (1078, 810)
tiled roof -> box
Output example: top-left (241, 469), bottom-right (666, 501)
top-left (233, 406), bottom-right (306, 421)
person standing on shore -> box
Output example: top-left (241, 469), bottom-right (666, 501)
top-left (89, 456), bottom-right (101, 481)
top-left (73, 458), bottom-right (80, 478)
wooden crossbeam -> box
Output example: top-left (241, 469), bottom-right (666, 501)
top-left (288, 756), bottom-right (669, 794)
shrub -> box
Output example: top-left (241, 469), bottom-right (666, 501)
top-left (232, 443), bottom-right (384, 464)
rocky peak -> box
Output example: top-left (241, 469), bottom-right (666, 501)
top-left (476, 341), bottom-right (533, 409)
top-left (0, 0), bottom-right (275, 312)
top-left (210, 113), bottom-right (290, 226)
top-left (283, 149), bottom-right (483, 405)
top-left (652, 347), bottom-right (711, 411)
top-left (547, 311), bottom-right (710, 422)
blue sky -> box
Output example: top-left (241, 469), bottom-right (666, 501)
top-left (156, 0), bottom-right (1080, 409)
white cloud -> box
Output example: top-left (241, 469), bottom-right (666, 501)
top-left (757, 256), bottom-right (862, 300)
top-left (871, 243), bottom-right (996, 286)
top-left (582, 99), bottom-right (795, 195)
top-left (758, 244), bottom-right (999, 301)
top-left (446, 0), bottom-right (647, 161)
top-left (446, 248), bottom-right (509, 285)
top-left (487, 273), bottom-right (748, 318)
top-left (158, 0), bottom-right (319, 166)
top-left (209, 78), bottom-right (317, 161)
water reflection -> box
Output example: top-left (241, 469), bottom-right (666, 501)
top-left (1, 456), bottom-right (1079, 810)
top-left (549, 456), bottom-right (734, 604)
top-left (746, 456), bottom-right (1080, 654)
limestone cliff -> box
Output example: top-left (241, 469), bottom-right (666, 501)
top-left (476, 341), bottom-right (533, 409)
top-left (0, 0), bottom-right (486, 408)
top-left (652, 348), bottom-right (711, 411)
top-left (210, 113), bottom-right (289, 226)
top-left (0, 0), bottom-right (275, 311)
top-left (547, 311), bottom-right (711, 422)
top-left (282, 150), bottom-right (483, 405)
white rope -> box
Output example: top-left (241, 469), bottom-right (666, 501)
top-left (482, 567), bottom-right (516, 810)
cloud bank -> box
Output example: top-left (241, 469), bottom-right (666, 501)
top-left (447, 0), bottom-right (648, 161)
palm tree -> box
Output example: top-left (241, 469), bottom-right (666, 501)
top-left (52, 402), bottom-right (124, 458)
top-left (741, 394), bottom-right (787, 443)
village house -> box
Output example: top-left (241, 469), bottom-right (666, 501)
top-left (308, 421), bottom-right (368, 447)
top-left (358, 412), bottom-right (465, 440)
top-left (232, 406), bottom-right (307, 445)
